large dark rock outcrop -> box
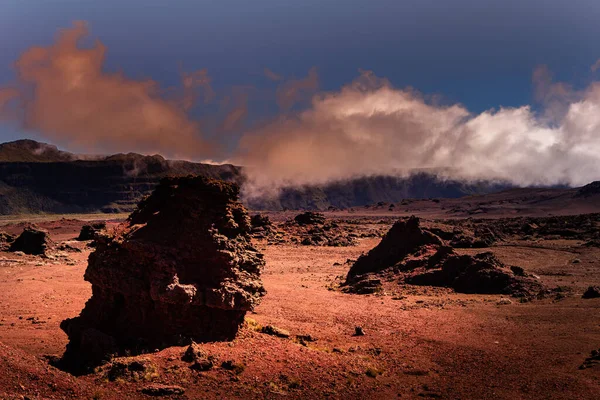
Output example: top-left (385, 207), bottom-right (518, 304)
top-left (60, 176), bottom-right (265, 373)
top-left (344, 216), bottom-right (542, 296)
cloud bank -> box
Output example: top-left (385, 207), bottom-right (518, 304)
top-left (1, 22), bottom-right (600, 197)
top-left (237, 69), bottom-right (600, 198)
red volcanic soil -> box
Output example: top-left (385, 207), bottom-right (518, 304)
top-left (0, 216), bottom-right (600, 399)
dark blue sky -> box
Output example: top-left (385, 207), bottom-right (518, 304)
top-left (1, 0), bottom-right (600, 143)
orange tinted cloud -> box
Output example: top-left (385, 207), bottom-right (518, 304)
top-left (2, 21), bottom-right (213, 158)
top-left (264, 67), bottom-right (282, 81)
top-left (276, 67), bottom-right (318, 110)
top-left (0, 88), bottom-right (18, 119)
top-left (180, 68), bottom-right (214, 109)
top-left (238, 69), bottom-right (600, 198)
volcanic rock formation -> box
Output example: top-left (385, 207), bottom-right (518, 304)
top-left (9, 226), bottom-right (52, 255)
top-left (60, 176), bottom-right (265, 373)
top-left (77, 222), bottom-right (107, 241)
top-left (344, 216), bottom-right (542, 296)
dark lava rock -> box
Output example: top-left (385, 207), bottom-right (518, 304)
top-left (250, 214), bottom-right (272, 229)
top-left (181, 342), bottom-right (207, 363)
top-left (0, 232), bottom-right (16, 251)
top-left (582, 286), bottom-right (600, 299)
top-left (260, 324), bottom-right (291, 338)
top-left (408, 251), bottom-right (543, 296)
top-left (294, 212), bottom-right (326, 225)
top-left (346, 216), bottom-right (443, 281)
top-left (342, 278), bottom-right (383, 294)
top-left (60, 176), bottom-right (266, 373)
top-left (103, 358), bottom-right (158, 382)
top-left (345, 216), bottom-right (542, 297)
top-left (579, 349), bottom-right (600, 369)
top-left (77, 222), bottom-right (106, 241)
top-left (9, 226), bottom-right (52, 255)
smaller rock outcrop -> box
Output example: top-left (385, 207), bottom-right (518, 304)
top-left (9, 226), bottom-right (52, 255)
top-left (344, 216), bottom-right (542, 297)
top-left (294, 212), bottom-right (326, 225)
top-left (0, 232), bottom-right (16, 251)
top-left (77, 223), bottom-right (106, 241)
top-left (347, 216), bottom-right (443, 280)
top-left (582, 286), bottom-right (600, 299)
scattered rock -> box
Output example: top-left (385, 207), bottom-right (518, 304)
top-left (141, 384), bottom-right (185, 396)
top-left (0, 232), bottom-right (16, 251)
top-left (294, 212), bottom-right (326, 225)
top-left (579, 349), bottom-right (600, 369)
top-left (190, 359), bottom-right (214, 372)
top-left (497, 298), bottom-right (512, 305)
top-left (408, 251), bottom-right (543, 296)
top-left (582, 286), bottom-right (600, 299)
top-left (221, 360), bottom-right (245, 374)
top-left (250, 214), bottom-right (272, 229)
top-left (354, 326), bottom-right (365, 336)
top-left (345, 217), bottom-right (543, 297)
top-left (294, 334), bottom-right (317, 346)
top-left (77, 223), bottom-right (106, 241)
top-left (261, 324), bottom-right (291, 338)
top-left (342, 278), bottom-right (382, 294)
top-left (103, 358), bottom-right (158, 382)
top-left (181, 342), bottom-right (207, 363)
top-left (9, 226), bottom-right (52, 256)
top-left (59, 177), bottom-right (266, 373)
top-left (57, 242), bottom-right (82, 253)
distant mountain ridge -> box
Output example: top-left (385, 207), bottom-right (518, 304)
top-left (0, 139), bottom-right (77, 162)
top-left (0, 139), bottom-right (586, 214)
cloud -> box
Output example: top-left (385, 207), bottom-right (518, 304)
top-left (180, 68), bottom-right (214, 110)
top-left (275, 67), bottom-right (319, 110)
top-left (264, 68), bottom-right (282, 81)
top-left (1, 21), bottom-right (214, 158)
top-left (219, 89), bottom-right (248, 133)
top-left (237, 69), bottom-right (600, 198)
top-left (0, 87), bottom-right (18, 119)
top-left (591, 59), bottom-right (600, 73)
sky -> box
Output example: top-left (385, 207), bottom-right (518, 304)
top-left (1, 0), bottom-right (600, 190)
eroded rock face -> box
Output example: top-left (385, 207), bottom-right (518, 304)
top-left (346, 216), bottom-right (443, 280)
top-left (9, 226), bottom-right (52, 255)
top-left (294, 212), bottom-right (326, 226)
top-left (77, 223), bottom-right (106, 241)
top-left (344, 216), bottom-right (542, 296)
top-left (60, 176), bottom-right (265, 373)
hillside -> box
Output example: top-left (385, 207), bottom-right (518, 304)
top-left (0, 139), bottom-right (593, 214)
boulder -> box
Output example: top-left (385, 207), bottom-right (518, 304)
top-left (582, 286), bottom-right (600, 299)
top-left (9, 226), bottom-right (52, 255)
top-left (346, 216), bottom-right (443, 280)
top-left (77, 223), bottom-right (106, 241)
top-left (345, 216), bottom-right (542, 297)
top-left (408, 251), bottom-right (543, 296)
top-left (60, 176), bottom-right (265, 373)
top-left (294, 212), bottom-right (326, 226)
top-left (0, 232), bottom-right (16, 251)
